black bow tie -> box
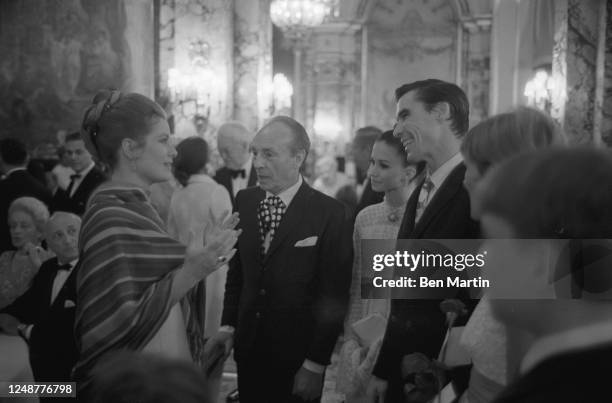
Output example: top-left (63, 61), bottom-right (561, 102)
top-left (70, 173), bottom-right (82, 181)
top-left (57, 263), bottom-right (72, 272)
top-left (229, 169), bottom-right (246, 179)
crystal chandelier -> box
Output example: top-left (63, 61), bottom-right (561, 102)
top-left (270, 0), bottom-right (336, 41)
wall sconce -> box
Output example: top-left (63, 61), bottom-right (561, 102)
top-left (524, 65), bottom-right (556, 114)
top-left (167, 38), bottom-right (218, 117)
top-left (313, 109), bottom-right (343, 141)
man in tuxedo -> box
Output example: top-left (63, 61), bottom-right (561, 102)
top-left (368, 79), bottom-right (480, 403)
top-left (352, 126), bottom-right (384, 216)
top-left (214, 121), bottom-right (258, 207)
top-left (206, 116), bottom-right (352, 403)
top-left (0, 212), bottom-right (81, 385)
top-left (0, 138), bottom-right (52, 252)
top-left (51, 132), bottom-right (106, 215)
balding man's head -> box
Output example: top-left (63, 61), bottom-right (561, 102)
top-left (45, 212), bottom-right (81, 264)
top-left (217, 121), bottom-right (253, 169)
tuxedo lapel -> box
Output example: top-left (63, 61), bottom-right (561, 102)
top-left (241, 188), bottom-right (266, 265)
top-left (51, 268), bottom-right (77, 310)
top-left (247, 164), bottom-right (258, 187)
top-left (264, 182), bottom-right (312, 260)
top-left (412, 164), bottom-right (466, 238)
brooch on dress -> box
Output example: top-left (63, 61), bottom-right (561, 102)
top-left (387, 211), bottom-right (401, 223)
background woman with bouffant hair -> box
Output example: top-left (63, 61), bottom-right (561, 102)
top-left (458, 106), bottom-right (566, 403)
top-left (73, 90), bottom-right (239, 393)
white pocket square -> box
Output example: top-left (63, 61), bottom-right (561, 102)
top-left (294, 236), bottom-right (318, 247)
top-left (64, 300), bottom-right (76, 308)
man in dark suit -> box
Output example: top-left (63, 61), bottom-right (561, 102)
top-left (206, 116), bottom-right (352, 403)
top-left (368, 79), bottom-right (480, 403)
top-left (352, 126), bottom-right (384, 216)
top-left (0, 212), bottom-right (81, 386)
top-left (214, 121), bottom-right (258, 208)
top-left (51, 132), bottom-right (106, 215)
top-left (0, 138), bottom-right (52, 252)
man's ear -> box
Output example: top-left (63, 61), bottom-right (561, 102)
top-left (295, 149), bottom-right (307, 168)
top-left (403, 164), bottom-right (417, 182)
top-left (432, 102), bottom-right (451, 123)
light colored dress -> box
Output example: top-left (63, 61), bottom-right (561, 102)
top-left (167, 174), bottom-right (232, 338)
top-left (459, 295), bottom-right (507, 403)
top-left (0, 248), bottom-right (51, 310)
top-left (336, 199), bottom-right (406, 402)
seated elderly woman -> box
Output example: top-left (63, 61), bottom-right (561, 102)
top-left (0, 197), bottom-right (52, 309)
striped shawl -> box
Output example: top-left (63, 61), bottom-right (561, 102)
top-left (73, 184), bottom-right (206, 381)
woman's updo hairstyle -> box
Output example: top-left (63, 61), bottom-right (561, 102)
top-left (375, 130), bottom-right (409, 166)
top-left (81, 89), bottom-right (167, 170)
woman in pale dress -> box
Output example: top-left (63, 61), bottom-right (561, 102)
top-left (166, 137), bottom-right (232, 401)
top-left (168, 136), bottom-right (232, 339)
top-left (72, 90), bottom-right (239, 391)
top-left (459, 106), bottom-right (566, 403)
top-left (337, 130), bottom-right (419, 402)
top-left (0, 197), bottom-right (52, 310)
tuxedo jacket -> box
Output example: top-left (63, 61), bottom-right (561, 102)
top-left (0, 169), bottom-right (52, 252)
top-left (373, 163), bottom-right (480, 389)
top-left (51, 166), bottom-right (106, 216)
top-left (494, 342), bottom-right (612, 403)
top-left (2, 257), bottom-right (78, 381)
top-left (213, 165), bottom-right (257, 208)
top-left (221, 181), bottom-right (352, 369)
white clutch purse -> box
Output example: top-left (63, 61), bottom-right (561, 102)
top-left (350, 313), bottom-right (387, 347)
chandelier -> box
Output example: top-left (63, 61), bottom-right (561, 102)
top-left (270, 0), bottom-right (336, 41)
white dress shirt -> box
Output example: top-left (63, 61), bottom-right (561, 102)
top-left (427, 152), bottom-right (463, 203)
top-left (51, 258), bottom-right (78, 304)
top-left (230, 157), bottom-right (253, 198)
top-left (69, 162), bottom-right (95, 197)
top-left (52, 164), bottom-right (75, 191)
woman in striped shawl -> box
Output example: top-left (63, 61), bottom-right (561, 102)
top-left (73, 90), bottom-right (239, 389)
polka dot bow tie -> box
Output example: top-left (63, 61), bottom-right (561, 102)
top-left (257, 196), bottom-right (286, 251)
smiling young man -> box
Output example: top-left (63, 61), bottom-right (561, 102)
top-left (51, 132), bottom-right (106, 215)
top-left (207, 116), bottom-right (352, 403)
top-left (367, 79), bottom-right (480, 403)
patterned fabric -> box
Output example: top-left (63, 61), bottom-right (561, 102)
top-left (0, 250), bottom-right (50, 310)
top-left (337, 199), bottom-right (407, 400)
top-left (73, 184), bottom-right (205, 382)
top-left (460, 296), bottom-right (508, 385)
top-left (257, 196), bottom-right (286, 254)
top-left (415, 176), bottom-right (435, 223)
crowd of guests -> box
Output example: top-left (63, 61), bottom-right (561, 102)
top-left (0, 78), bottom-right (610, 403)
